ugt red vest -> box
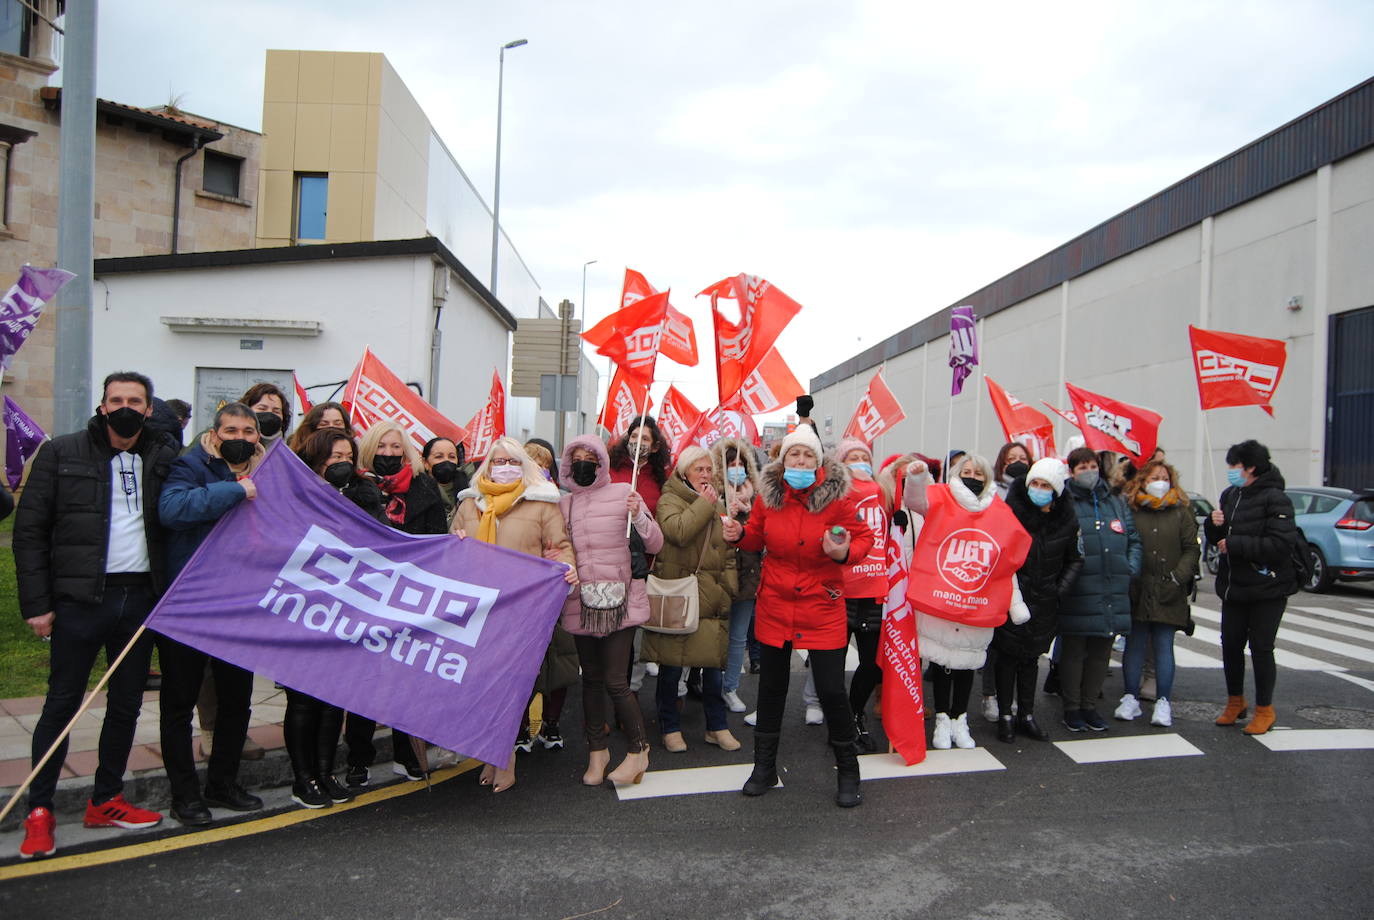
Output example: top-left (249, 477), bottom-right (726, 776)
top-left (907, 485), bottom-right (1031, 628)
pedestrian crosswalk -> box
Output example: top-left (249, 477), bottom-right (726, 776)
top-left (1172, 601), bottom-right (1374, 674)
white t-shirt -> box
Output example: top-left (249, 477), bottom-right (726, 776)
top-left (107, 451), bottom-right (151, 574)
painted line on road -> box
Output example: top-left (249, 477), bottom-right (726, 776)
top-left (1053, 733), bottom-right (1204, 764)
top-left (1184, 620), bottom-right (1346, 672)
top-left (1290, 605), bottom-right (1374, 627)
top-left (0, 760), bottom-right (481, 881)
top-left (614, 763), bottom-right (777, 801)
top-left (1327, 670), bottom-right (1374, 696)
top-left (1250, 729), bottom-right (1374, 752)
top-left (1171, 643), bottom-right (1224, 668)
top-left (1188, 606), bottom-right (1374, 664)
top-left (858, 748), bottom-right (1005, 779)
top-left (1193, 605), bottom-right (1374, 644)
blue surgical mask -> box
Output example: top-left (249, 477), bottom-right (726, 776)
top-left (847, 462), bottom-right (872, 478)
top-left (1226, 468), bottom-right (1245, 488)
top-left (727, 466), bottom-right (748, 486)
top-left (1028, 486), bottom-right (1054, 508)
top-left (783, 467), bottom-right (817, 490)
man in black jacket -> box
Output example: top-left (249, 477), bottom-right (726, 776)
top-left (13, 371), bottom-right (177, 859)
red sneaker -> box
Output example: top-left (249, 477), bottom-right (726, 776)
top-left (83, 794), bottom-right (163, 829)
top-left (19, 807), bottom-right (56, 859)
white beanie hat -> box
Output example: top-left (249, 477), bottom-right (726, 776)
top-left (1027, 457), bottom-right (1069, 495)
top-left (779, 424), bottom-right (823, 464)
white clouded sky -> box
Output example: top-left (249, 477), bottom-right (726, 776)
top-left (96, 0), bottom-right (1374, 418)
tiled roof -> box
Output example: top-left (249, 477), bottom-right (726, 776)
top-left (39, 86), bottom-right (225, 142)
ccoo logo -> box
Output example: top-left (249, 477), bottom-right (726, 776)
top-left (935, 528), bottom-right (1002, 594)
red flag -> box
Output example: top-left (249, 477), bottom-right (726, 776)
top-left (700, 274), bottom-right (803, 405)
top-left (658, 386), bottom-right (703, 454)
top-left (583, 290), bottom-right (670, 384)
top-left (461, 370), bottom-right (507, 462)
top-left (619, 269), bottom-right (698, 367)
top-left (293, 373), bottom-right (313, 416)
top-left (721, 347), bottom-right (804, 416)
top-left (1042, 402), bottom-right (1079, 428)
top-left (1063, 383), bottom-right (1162, 465)
top-left (598, 365), bottom-right (653, 439)
top-left (985, 377), bottom-right (1056, 458)
top-left (675, 405), bottom-right (759, 456)
top-left (843, 368), bottom-right (906, 442)
top-left (343, 348), bottom-right (467, 455)
top-left (878, 525), bottom-right (925, 765)
top-left (1188, 325), bottom-right (1286, 417)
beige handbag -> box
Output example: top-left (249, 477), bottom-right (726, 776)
top-left (643, 527), bottom-right (711, 635)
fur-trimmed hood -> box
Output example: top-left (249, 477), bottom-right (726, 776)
top-left (709, 437), bottom-right (760, 493)
top-left (758, 456), bottom-right (851, 513)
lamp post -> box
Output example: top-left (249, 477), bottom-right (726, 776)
top-left (489, 38), bottom-right (528, 298)
top-left (576, 259), bottom-right (598, 434)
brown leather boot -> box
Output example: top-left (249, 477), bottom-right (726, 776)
top-left (1243, 705), bottom-right (1276, 735)
top-left (1216, 696), bottom-right (1248, 725)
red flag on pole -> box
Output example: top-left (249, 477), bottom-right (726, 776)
top-left (343, 347), bottom-right (467, 455)
top-left (598, 365), bottom-right (653, 439)
top-left (878, 525), bottom-right (925, 765)
top-left (462, 370), bottom-right (507, 462)
top-left (721, 347), bottom-right (804, 416)
top-left (1064, 383), bottom-right (1162, 465)
top-left (844, 368), bottom-right (906, 442)
top-left (699, 274), bottom-right (803, 406)
top-left (1041, 402), bottom-right (1079, 429)
top-left (293, 373), bottom-right (313, 416)
top-left (618, 269), bottom-right (698, 367)
top-left (582, 290), bottom-right (670, 384)
top-left (985, 377), bottom-right (1056, 458)
top-left (1187, 325), bottom-right (1287, 417)
top-left (658, 386), bottom-right (703, 454)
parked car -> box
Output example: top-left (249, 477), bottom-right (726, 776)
top-left (1187, 492), bottom-right (1219, 575)
top-left (1284, 487), bottom-right (1374, 592)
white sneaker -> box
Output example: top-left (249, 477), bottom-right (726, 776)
top-left (723, 690), bottom-right (747, 713)
top-left (951, 713), bottom-right (976, 749)
top-left (1114, 693), bottom-right (1143, 721)
top-left (981, 695), bottom-right (999, 723)
top-left (677, 676), bottom-right (688, 697)
top-left (804, 704), bottom-right (824, 725)
top-left (1150, 697), bottom-right (1173, 727)
top-left (644, 662), bottom-right (659, 677)
top-left (744, 710), bottom-right (757, 726)
top-left (931, 712), bottom-right (952, 750)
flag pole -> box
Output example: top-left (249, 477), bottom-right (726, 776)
top-left (1202, 412), bottom-right (1221, 500)
top-left (944, 388), bottom-right (955, 484)
top-left (0, 625), bottom-right (149, 825)
top-left (626, 381), bottom-right (651, 537)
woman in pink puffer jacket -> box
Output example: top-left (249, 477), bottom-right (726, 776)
top-left (559, 435), bottom-right (664, 787)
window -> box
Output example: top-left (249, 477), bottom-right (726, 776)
top-left (294, 173), bottom-right (328, 242)
top-left (1285, 492), bottom-right (1313, 515)
top-left (202, 150), bottom-right (242, 198)
top-left (1309, 495), bottom-right (1344, 515)
top-left (0, 0), bottom-right (30, 58)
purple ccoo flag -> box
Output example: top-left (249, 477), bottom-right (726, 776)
top-left (948, 304), bottom-right (979, 396)
top-left (0, 265), bottom-right (76, 372)
top-left (3, 396), bottom-right (46, 489)
top-left (145, 445), bottom-right (572, 767)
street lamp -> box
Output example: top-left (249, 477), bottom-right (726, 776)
top-left (576, 259), bottom-right (597, 434)
top-left (489, 38), bottom-right (528, 298)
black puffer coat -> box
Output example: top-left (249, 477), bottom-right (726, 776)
top-left (1059, 476), bottom-right (1141, 636)
top-left (1203, 465), bottom-right (1298, 603)
top-left (993, 478), bottom-right (1082, 657)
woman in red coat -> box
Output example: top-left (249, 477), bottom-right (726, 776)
top-left (730, 425), bottom-right (873, 807)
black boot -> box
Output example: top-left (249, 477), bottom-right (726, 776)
top-left (853, 711), bottom-right (877, 753)
top-left (742, 732), bottom-right (780, 797)
top-left (996, 715), bottom-right (1015, 743)
top-left (1017, 713), bottom-right (1050, 741)
top-left (831, 741), bottom-right (862, 808)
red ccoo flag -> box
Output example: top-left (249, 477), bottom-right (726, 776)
top-left (722, 346), bottom-right (804, 416)
top-left (619, 269), bottom-right (698, 367)
top-left (1188, 325), bottom-right (1286, 417)
top-left (583, 290), bottom-right (670, 384)
top-left (700, 274), bottom-right (802, 406)
top-left (462, 370), bottom-right (507, 462)
top-left (343, 347), bottom-right (467, 456)
top-left (985, 377), bottom-right (1056, 459)
top-left (658, 386), bottom-right (703, 455)
top-left (598, 364), bottom-right (653, 439)
top-left (844, 368), bottom-right (906, 442)
top-left (293, 373), bottom-right (313, 416)
top-left (1064, 382), bottom-right (1162, 465)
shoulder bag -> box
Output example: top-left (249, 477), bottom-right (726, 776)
top-left (643, 523), bottom-right (711, 635)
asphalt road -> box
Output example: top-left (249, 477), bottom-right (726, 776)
top-left (4, 580), bottom-right (1372, 919)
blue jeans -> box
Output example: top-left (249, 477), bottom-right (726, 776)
top-left (656, 665), bottom-right (728, 733)
top-left (724, 599), bottom-right (755, 693)
top-left (1123, 620), bottom-right (1177, 700)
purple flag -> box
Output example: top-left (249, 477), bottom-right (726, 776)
top-left (0, 265), bottom-right (76, 371)
top-left (3, 396), bottom-right (46, 489)
top-left (145, 445), bottom-right (571, 767)
top-left (948, 304), bottom-right (979, 396)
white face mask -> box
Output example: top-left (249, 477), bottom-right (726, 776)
top-left (1144, 480), bottom-right (1170, 499)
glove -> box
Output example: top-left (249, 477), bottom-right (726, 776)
top-left (892, 509), bottom-right (909, 529)
top-left (796, 394), bottom-right (814, 417)
top-left (1008, 600), bottom-right (1031, 626)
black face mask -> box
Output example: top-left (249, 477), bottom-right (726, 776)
top-left (255, 412), bottom-right (283, 438)
top-left (960, 476), bottom-right (985, 496)
top-left (571, 459), bottom-right (599, 487)
top-left (1004, 461), bottom-right (1030, 482)
top-left (219, 438), bottom-right (255, 465)
top-left (324, 461), bottom-right (354, 487)
top-left (372, 454), bottom-right (404, 477)
top-left (104, 406), bottom-right (146, 440)
top-left (430, 461), bottom-right (459, 484)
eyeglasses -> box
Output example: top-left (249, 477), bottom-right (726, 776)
top-left (490, 457), bottom-right (522, 467)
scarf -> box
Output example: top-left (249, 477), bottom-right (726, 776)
top-left (378, 463), bottom-right (415, 526)
top-left (475, 475), bottom-right (526, 544)
top-left (1132, 485), bottom-right (1186, 511)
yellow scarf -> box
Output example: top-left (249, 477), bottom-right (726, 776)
top-left (475, 476), bottom-right (526, 544)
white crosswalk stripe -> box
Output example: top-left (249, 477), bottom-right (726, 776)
top-left (1188, 606), bottom-right (1374, 666)
top-left (1170, 601), bottom-right (1374, 673)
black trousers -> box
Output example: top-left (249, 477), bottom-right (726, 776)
top-left (993, 654), bottom-right (1040, 716)
top-left (283, 687), bottom-right (344, 782)
top-left (1221, 598), bottom-right (1286, 706)
top-left (158, 636), bottom-right (253, 803)
top-left (343, 715), bottom-right (420, 771)
top-left (756, 642), bottom-right (854, 744)
top-left (846, 606), bottom-right (883, 715)
top-left (929, 667), bottom-right (975, 718)
top-left (29, 582), bottom-right (156, 810)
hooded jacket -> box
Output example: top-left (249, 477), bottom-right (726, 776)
top-left (711, 437), bottom-right (761, 601)
top-left (556, 435), bottom-right (663, 637)
top-left (737, 456), bottom-right (873, 650)
top-left (1203, 465), bottom-right (1297, 603)
top-left (993, 476), bottom-right (1083, 658)
top-left (1059, 473), bottom-right (1142, 636)
top-left (159, 431), bottom-right (266, 580)
top-left (1127, 481), bottom-right (1200, 627)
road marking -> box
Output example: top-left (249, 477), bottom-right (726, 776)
top-left (613, 763), bottom-right (776, 801)
top-left (1251, 729), bottom-right (1374, 752)
top-left (1326, 670), bottom-right (1374, 695)
top-left (1171, 643), bottom-right (1224, 668)
top-left (857, 748), bottom-right (1004, 779)
top-left (1194, 605), bottom-right (1374, 643)
top-left (1289, 605), bottom-right (1374, 627)
top-left (1053, 734), bottom-right (1204, 764)
top-left (0, 760), bottom-right (481, 881)
top-left (1184, 620), bottom-right (1346, 671)
top-left (1189, 606), bottom-right (1374, 664)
